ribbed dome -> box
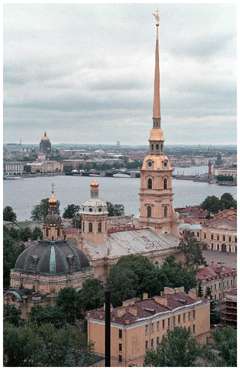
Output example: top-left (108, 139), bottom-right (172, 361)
top-left (14, 240), bottom-right (89, 275)
top-left (45, 213), bottom-right (62, 226)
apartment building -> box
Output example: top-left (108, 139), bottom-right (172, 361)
top-left (87, 288), bottom-right (210, 366)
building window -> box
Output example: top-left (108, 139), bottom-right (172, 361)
top-left (147, 178), bottom-right (153, 189)
top-left (157, 337), bottom-right (160, 346)
top-left (82, 222), bottom-right (85, 232)
top-left (178, 315), bottom-right (181, 324)
top-left (217, 234), bottom-right (219, 241)
top-left (164, 178), bottom-right (168, 190)
top-left (151, 144), bottom-right (154, 151)
top-left (173, 317), bottom-right (175, 327)
top-left (119, 329), bottom-right (122, 339)
top-left (229, 236), bottom-right (231, 242)
top-left (145, 341), bottom-right (148, 349)
top-left (98, 222), bottom-right (102, 233)
top-left (164, 206), bottom-right (168, 218)
top-left (168, 318), bottom-right (170, 328)
top-left (193, 310), bottom-right (195, 320)
top-left (147, 206), bottom-right (152, 218)
top-left (211, 234), bottom-right (213, 240)
top-left (119, 355), bottom-right (122, 363)
top-left (157, 321), bottom-right (159, 331)
top-left (151, 323), bottom-right (154, 332)
top-left (197, 232), bottom-right (200, 237)
top-left (235, 236), bottom-right (237, 243)
top-left (145, 325), bottom-right (148, 334)
top-left (88, 222), bottom-right (93, 233)
top-left (162, 320), bottom-right (165, 329)
top-left (89, 207), bottom-right (93, 212)
top-left (98, 207), bottom-right (102, 212)
top-left (211, 243), bottom-right (214, 250)
top-left (204, 233), bottom-right (206, 239)
top-left (119, 343), bottom-right (122, 352)
top-left (156, 144), bottom-right (159, 150)
top-left (223, 235), bottom-right (225, 241)
top-left (151, 339), bottom-right (154, 348)
top-left (183, 313), bottom-right (186, 323)
top-left (193, 324), bottom-right (195, 334)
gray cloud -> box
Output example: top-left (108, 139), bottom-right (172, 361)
top-left (3, 3), bottom-right (236, 145)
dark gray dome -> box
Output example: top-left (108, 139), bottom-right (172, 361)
top-left (44, 213), bottom-right (62, 225)
top-left (14, 240), bottom-right (89, 275)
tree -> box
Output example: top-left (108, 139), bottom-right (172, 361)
top-left (78, 279), bottom-right (104, 312)
top-left (3, 206), bottom-right (17, 222)
top-left (56, 288), bottom-right (80, 323)
top-left (144, 327), bottom-right (200, 367)
top-left (62, 204), bottom-right (80, 219)
top-left (220, 193), bottom-right (237, 210)
top-left (4, 305), bottom-right (22, 326)
top-left (107, 201), bottom-right (124, 216)
top-left (197, 283), bottom-right (203, 297)
top-left (178, 236), bottom-right (206, 268)
top-left (32, 226), bottom-right (43, 240)
top-left (19, 227), bottom-right (32, 241)
top-left (3, 227), bottom-right (25, 288)
top-left (29, 305), bottom-right (66, 329)
top-left (201, 196), bottom-right (222, 214)
top-left (31, 198), bottom-right (60, 222)
top-left (210, 299), bottom-right (220, 326)
top-left (212, 327), bottom-right (237, 366)
top-left (4, 323), bottom-right (95, 367)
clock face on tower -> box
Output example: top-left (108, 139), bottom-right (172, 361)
top-left (147, 160), bottom-right (153, 168)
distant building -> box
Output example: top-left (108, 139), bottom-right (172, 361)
top-left (39, 132), bottom-right (51, 156)
top-left (4, 161), bottom-right (24, 176)
top-left (220, 288), bottom-right (237, 327)
top-left (28, 160), bottom-right (63, 174)
top-left (197, 263), bottom-right (236, 301)
top-left (87, 288), bottom-right (210, 366)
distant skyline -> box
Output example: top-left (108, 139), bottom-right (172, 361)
top-left (4, 4), bottom-right (236, 145)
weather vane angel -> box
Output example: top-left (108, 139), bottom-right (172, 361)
top-left (153, 9), bottom-right (160, 26)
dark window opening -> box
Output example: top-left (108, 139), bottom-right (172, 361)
top-left (89, 222), bottom-right (93, 233)
top-left (164, 178), bottom-right (168, 190)
top-left (147, 178), bottom-right (153, 189)
top-left (147, 206), bottom-right (152, 218)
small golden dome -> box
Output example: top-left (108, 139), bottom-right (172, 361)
top-left (90, 179), bottom-right (99, 188)
top-left (149, 128), bottom-right (164, 142)
top-left (49, 191), bottom-right (57, 205)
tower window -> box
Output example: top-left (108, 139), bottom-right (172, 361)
top-left (156, 144), bottom-right (159, 150)
top-left (89, 222), bottom-right (93, 233)
top-left (98, 222), bottom-right (102, 233)
top-left (164, 178), bottom-right (168, 190)
top-left (151, 144), bottom-right (154, 151)
top-left (82, 222), bottom-right (85, 232)
top-left (147, 205), bottom-right (152, 218)
top-left (147, 178), bottom-right (153, 189)
top-left (164, 206), bottom-right (168, 218)
top-left (89, 208), bottom-right (93, 212)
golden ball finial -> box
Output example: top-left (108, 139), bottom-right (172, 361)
top-left (49, 183), bottom-right (57, 206)
top-left (90, 179), bottom-right (99, 188)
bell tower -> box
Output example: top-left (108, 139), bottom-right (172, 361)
top-left (139, 10), bottom-right (178, 236)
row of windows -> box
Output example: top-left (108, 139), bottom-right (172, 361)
top-left (210, 243), bottom-right (236, 252)
top-left (83, 207), bottom-right (102, 213)
top-left (145, 311), bottom-right (195, 334)
top-left (146, 205), bottom-right (168, 218)
top-left (147, 178), bottom-right (168, 190)
top-left (205, 278), bottom-right (234, 293)
top-left (204, 233), bottom-right (237, 243)
top-left (150, 143), bottom-right (163, 152)
top-left (82, 222), bottom-right (102, 233)
top-left (145, 326), bottom-right (195, 350)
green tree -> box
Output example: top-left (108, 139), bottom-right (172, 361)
top-left (3, 206), bottom-right (17, 222)
top-left (108, 265), bottom-right (138, 307)
top-left (19, 227), bottom-right (32, 241)
top-left (56, 288), bottom-right (80, 323)
top-left (212, 327), bottom-right (237, 366)
top-left (4, 305), bottom-right (22, 326)
top-left (220, 193), bottom-right (237, 210)
top-left (29, 305), bottom-right (66, 328)
top-left (144, 327), bottom-right (200, 367)
top-left (178, 236), bottom-right (206, 268)
top-left (210, 299), bottom-right (220, 326)
top-left (201, 195), bottom-right (222, 214)
top-left (32, 226), bottom-right (43, 240)
top-left (62, 204), bottom-right (80, 219)
top-left (31, 198), bottom-right (60, 222)
top-left (107, 201), bottom-right (124, 216)
top-left (78, 279), bottom-right (104, 312)
top-left (3, 227), bottom-right (25, 288)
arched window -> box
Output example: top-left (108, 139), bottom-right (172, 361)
top-left (164, 178), bottom-right (168, 190)
top-left (147, 178), bottom-right (152, 189)
top-left (147, 206), bottom-right (152, 218)
top-left (89, 222), bottom-right (93, 233)
top-left (156, 144), bottom-right (159, 150)
top-left (98, 222), bottom-right (102, 233)
top-left (164, 206), bottom-right (168, 218)
top-left (89, 208), bottom-right (93, 212)
top-left (82, 222), bottom-right (85, 232)
top-left (151, 144), bottom-right (154, 151)
top-left (57, 228), bottom-right (60, 237)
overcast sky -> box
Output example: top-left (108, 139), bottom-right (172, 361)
top-left (4, 3), bottom-right (236, 145)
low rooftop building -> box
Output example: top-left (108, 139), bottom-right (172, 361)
top-left (87, 288), bottom-right (210, 366)
top-left (220, 288), bottom-right (237, 327)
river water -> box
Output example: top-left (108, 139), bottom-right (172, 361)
top-left (3, 167), bottom-right (237, 221)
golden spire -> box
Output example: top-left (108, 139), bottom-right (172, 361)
top-left (152, 9), bottom-right (161, 126)
top-left (90, 179), bottom-right (99, 198)
top-left (49, 183), bottom-right (57, 206)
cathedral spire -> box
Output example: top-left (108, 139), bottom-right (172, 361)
top-left (152, 9), bottom-right (161, 128)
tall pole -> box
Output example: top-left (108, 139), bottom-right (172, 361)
top-left (105, 287), bottom-right (111, 367)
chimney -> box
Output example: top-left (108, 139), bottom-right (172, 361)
top-left (174, 287), bottom-right (185, 293)
top-left (164, 287), bottom-right (175, 295)
top-left (122, 297), bottom-right (139, 307)
top-left (143, 292), bottom-right (149, 300)
top-left (153, 296), bottom-right (168, 307)
top-left (188, 288), bottom-right (197, 300)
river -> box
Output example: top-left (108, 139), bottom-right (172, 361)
top-left (3, 167), bottom-right (237, 221)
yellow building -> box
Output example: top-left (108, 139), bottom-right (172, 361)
top-left (87, 287), bottom-right (210, 366)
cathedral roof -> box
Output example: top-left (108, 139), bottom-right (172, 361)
top-left (83, 228), bottom-right (179, 260)
top-left (14, 239), bottom-right (89, 275)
